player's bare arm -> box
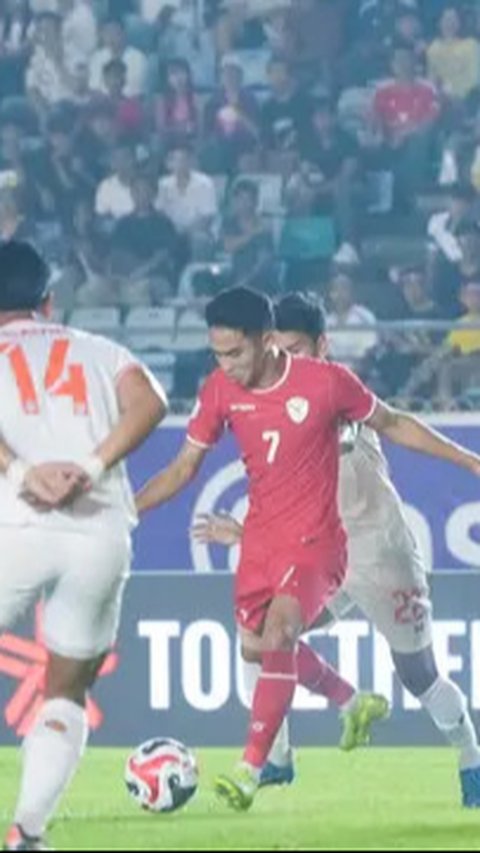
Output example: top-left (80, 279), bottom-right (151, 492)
top-left (136, 439), bottom-right (208, 514)
top-left (367, 401), bottom-right (480, 474)
top-left (88, 366), bottom-right (168, 489)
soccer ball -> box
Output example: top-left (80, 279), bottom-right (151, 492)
top-left (124, 738), bottom-right (198, 813)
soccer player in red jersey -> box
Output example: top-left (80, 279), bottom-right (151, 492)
top-left (137, 287), bottom-right (480, 811)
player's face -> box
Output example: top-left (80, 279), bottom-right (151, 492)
top-left (209, 327), bottom-right (269, 388)
top-left (274, 331), bottom-right (328, 360)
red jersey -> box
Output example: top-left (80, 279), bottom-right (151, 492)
top-left (187, 354), bottom-right (376, 546)
top-left (374, 80), bottom-right (439, 136)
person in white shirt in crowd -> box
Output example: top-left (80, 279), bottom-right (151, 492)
top-left (327, 270), bottom-right (378, 369)
top-left (427, 183), bottom-right (480, 316)
top-left (89, 16), bottom-right (148, 98)
top-left (156, 143), bottom-right (218, 260)
top-left (62, 0), bottom-right (98, 69)
top-left (26, 11), bottom-right (75, 117)
top-left (95, 143), bottom-right (136, 220)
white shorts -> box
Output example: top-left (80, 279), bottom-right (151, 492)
top-left (328, 520), bottom-right (432, 654)
top-left (0, 527), bottom-right (131, 660)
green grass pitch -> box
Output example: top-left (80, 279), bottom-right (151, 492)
top-left (1, 747), bottom-right (479, 850)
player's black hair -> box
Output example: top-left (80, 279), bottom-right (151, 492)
top-left (205, 286), bottom-right (274, 336)
top-left (274, 293), bottom-right (326, 341)
top-left (0, 241), bottom-right (50, 311)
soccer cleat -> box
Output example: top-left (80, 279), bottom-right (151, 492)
top-left (340, 692), bottom-right (390, 752)
top-left (214, 764), bottom-right (259, 812)
top-left (461, 766), bottom-right (480, 807)
top-left (3, 825), bottom-right (49, 851)
top-left (259, 760), bottom-right (295, 788)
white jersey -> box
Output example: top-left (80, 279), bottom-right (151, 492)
top-left (0, 318), bottom-right (153, 533)
top-left (339, 425), bottom-right (408, 532)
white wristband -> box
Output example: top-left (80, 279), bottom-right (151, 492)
top-left (80, 455), bottom-right (106, 485)
top-left (6, 459), bottom-right (30, 494)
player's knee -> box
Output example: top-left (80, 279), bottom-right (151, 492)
top-left (45, 654), bottom-right (103, 706)
top-left (262, 620), bottom-right (297, 653)
top-left (241, 645), bottom-right (261, 664)
top-left (392, 647), bottom-right (438, 698)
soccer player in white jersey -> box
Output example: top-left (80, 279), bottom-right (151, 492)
top-left (0, 242), bottom-right (167, 851)
top-left (193, 293), bottom-right (480, 808)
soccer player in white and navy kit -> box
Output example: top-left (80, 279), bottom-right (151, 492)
top-left (0, 242), bottom-right (167, 851)
top-left (193, 293), bottom-right (480, 808)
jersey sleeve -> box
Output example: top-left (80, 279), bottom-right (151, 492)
top-left (187, 373), bottom-right (225, 449)
top-left (105, 339), bottom-right (168, 406)
top-left (329, 362), bottom-right (377, 424)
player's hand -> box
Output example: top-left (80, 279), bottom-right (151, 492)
top-left (191, 513), bottom-right (242, 546)
top-left (22, 463), bottom-right (91, 510)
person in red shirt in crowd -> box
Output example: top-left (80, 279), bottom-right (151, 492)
top-left (136, 286), bottom-right (480, 812)
top-left (101, 58), bottom-right (146, 141)
top-left (154, 58), bottom-right (199, 152)
top-left (373, 45), bottom-right (440, 208)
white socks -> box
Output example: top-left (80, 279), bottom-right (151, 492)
top-left (242, 659), bottom-right (292, 767)
top-left (14, 698), bottom-right (88, 837)
top-left (420, 677), bottom-right (480, 771)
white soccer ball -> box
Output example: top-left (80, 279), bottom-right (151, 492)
top-left (124, 738), bottom-right (199, 813)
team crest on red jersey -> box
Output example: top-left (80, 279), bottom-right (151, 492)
top-left (286, 397), bottom-right (310, 424)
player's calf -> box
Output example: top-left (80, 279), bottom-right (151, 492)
top-left (10, 652), bottom-right (106, 846)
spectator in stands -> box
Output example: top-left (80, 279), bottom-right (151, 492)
top-left (447, 281), bottom-right (480, 355)
top-left (110, 172), bottom-right (179, 305)
top-left (427, 6), bottom-right (480, 103)
top-left (101, 58), bottom-right (146, 141)
top-left (95, 143), bottom-right (137, 220)
top-left (203, 58), bottom-right (261, 174)
top-left (280, 161), bottom-right (336, 289)
top-left (390, 7), bottom-right (426, 72)
top-left (69, 58), bottom-right (95, 109)
top-left (26, 12), bottom-right (74, 118)
top-left (65, 194), bottom-right (108, 308)
top-left (261, 56), bottom-right (314, 169)
top-left (0, 120), bottom-right (26, 189)
top-left (300, 98), bottom-right (360, 252)
top-left (221, 177), bottom-right (276, 293)
top-left (33, 114), bottom-right (91, 224)
top-left (400, 266), bottom-right (441, 320)
top-left (438, 281), bottom-right (480, 403)
top-left (62, 0), bottom-right (98, 68)
top-left (427, 184), bottom-right (480, 316)
top-left (154, 58), bottom-right (199, 152)
top-left (78, 101), bottom-right (118, 184)
top-left (326, 270), bottom-right (378, 369)
top-left (373, 45), bottom-right (440, 208)
top-left (337, 28), bottom-right (386, 90)
top-left (365, 266), bottom-right (441, 398)
top-left (0, 0), bottom-right (32, 99)
top-left (90, 17), bottom-right (148, 97)
top-left (156, 143), bottom-right (218, 261)
top-left (0, 188), bottom-right (33, 242)
top-left (153, 2), bottom-right (216, 88)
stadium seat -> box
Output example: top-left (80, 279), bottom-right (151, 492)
top-left (362, 236), bottom-right (427, 267)
top-left (143, 351), bottom-right (176, 395)
top-left (69, 307), bottom-right (122, 338)
top-left (173, 309), bottom-right (209, 352)
top-left (125, 307), bottom-right (176, 351)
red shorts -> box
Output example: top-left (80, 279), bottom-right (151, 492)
top-left (235, 534), bottom-right (347, 633)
